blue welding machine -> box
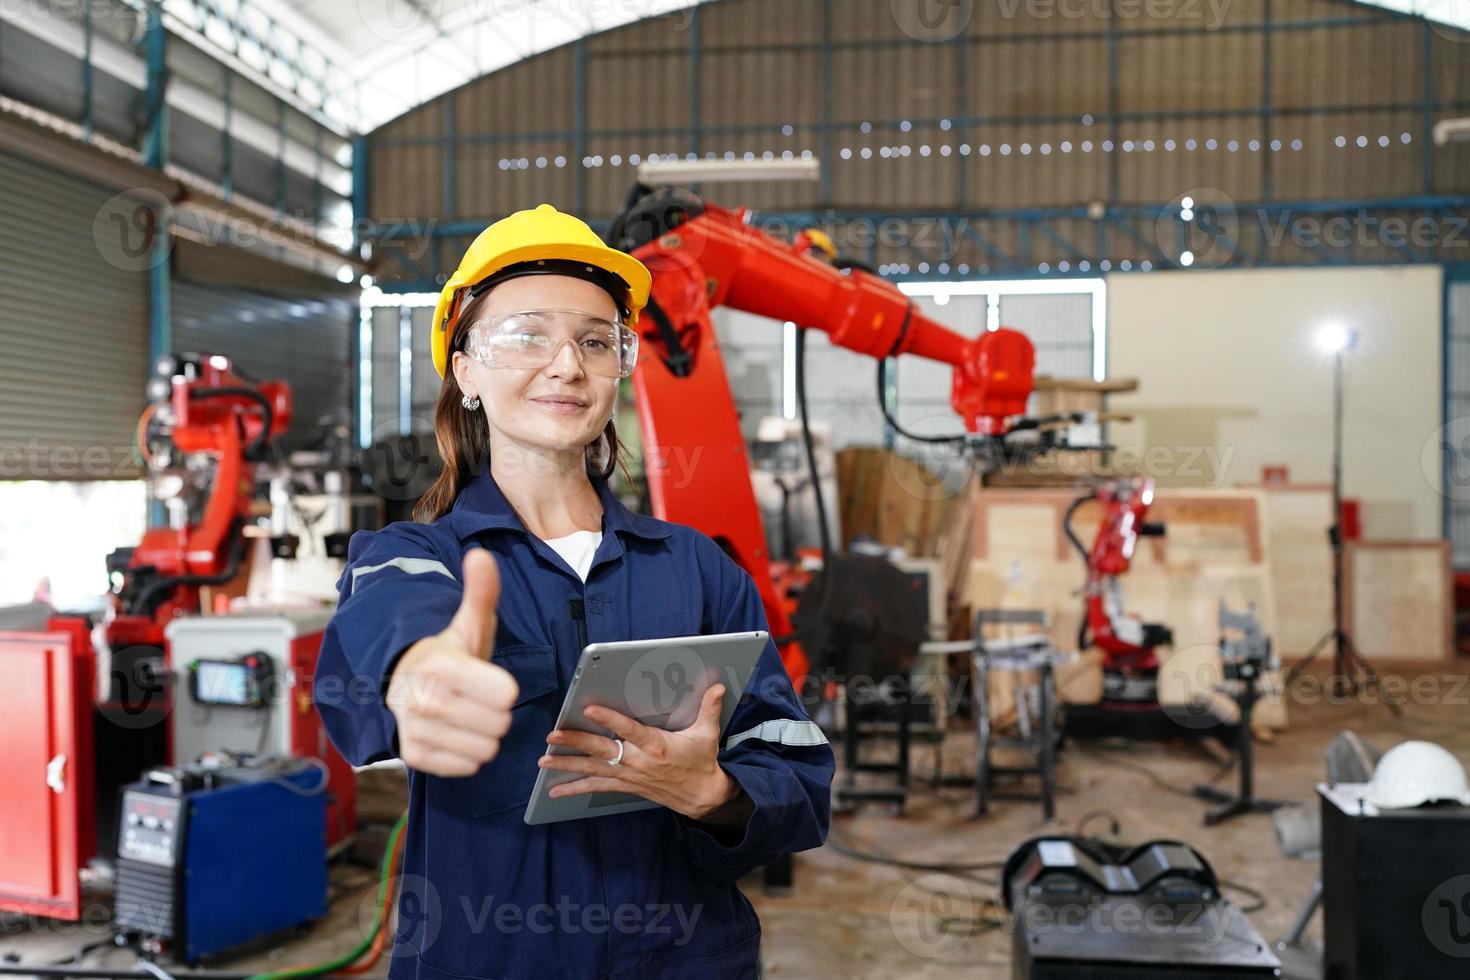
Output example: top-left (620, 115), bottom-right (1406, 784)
top-left (113, 755), bottom-right (328, 964)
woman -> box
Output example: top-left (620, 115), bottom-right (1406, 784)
top-left (314, 204), bottom-right (834, 980)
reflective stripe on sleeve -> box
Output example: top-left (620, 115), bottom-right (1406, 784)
top-left (723, 718), bottom-right (829, 752)
top-left (349, 557), bottom-right (455, 596)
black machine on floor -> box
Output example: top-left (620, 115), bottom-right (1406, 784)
top-left (1002, 835), bottom-right (1280, 979)
top-left (1318, 782), bottom-right (1470, 980)
top-left (794, 551), bottom-right (931, 812)
top-left (113, 755), bottom-right (328, 964)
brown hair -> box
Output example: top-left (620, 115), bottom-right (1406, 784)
top-left (412, 293), bottom-right (628, 523)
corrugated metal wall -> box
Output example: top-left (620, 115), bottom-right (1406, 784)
top-left (172, 281), bottom-right (357, 452)
top-left (0, 152), bottom-right (147, 480)
top-left (0, 1), bottom-right (351, 237)
top-left (366, 0), bottom-right (1470, 281)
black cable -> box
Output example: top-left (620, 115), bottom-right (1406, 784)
top-left (874, 358), bottom-right (969, 445)
top-left (126, 520), bottom-right (250, 617)
top-left (1062, 492), bottom-right (1095, 650)
top-left (1075, 745), bottom-right (1235, 800)
top-left (1076, 809), bottom-right (1122, 839)
top-left (45, 939), bottom-right (116, 967)
top-left (1219, 878), bottom-right (1268, 914)
top-left (1062, 492), bottom-right (1093, 561)
top-left (827, 824), bottom-right (1008, 880)
top-left (793, 325), bottom-right (833, 563)
top-left (833, 257), bottom-right (879, 276)
top-left (190, 386), bottom-right (275, 461)
top-left (827, 827), bottom-right (1010, 937)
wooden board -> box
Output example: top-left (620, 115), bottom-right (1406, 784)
top-left (1255, 487), bottom-right (1335, 658)
top-left (1345, 540), bottom-right (1452, 661)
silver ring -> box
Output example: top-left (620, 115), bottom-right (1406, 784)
top-left (607, 737), bottom-right (625, 767)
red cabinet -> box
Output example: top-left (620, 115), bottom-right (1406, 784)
top-left (0, 623), bottom-right (95, 920)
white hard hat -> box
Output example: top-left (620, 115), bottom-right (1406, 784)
top-left (1364, 740), bottom-right (1470, 810)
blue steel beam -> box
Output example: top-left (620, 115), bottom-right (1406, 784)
top-left (81, 0), bottom-right (93, 140)
top-left (364, 196), bottom-right (1470, 290)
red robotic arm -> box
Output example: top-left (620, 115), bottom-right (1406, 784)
top-left (1063, 477), bottom-right (1172, 703)
top-left (108, 354), bottom-right (290, 649)
top-left (616, 189), bottom-right (1037, 683)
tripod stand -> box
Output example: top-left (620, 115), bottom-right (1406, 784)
top-left (1282, 337), bottom-right (1400, 716)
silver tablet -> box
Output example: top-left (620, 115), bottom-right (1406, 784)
top-left (523, 630), bottom-right (768, 826)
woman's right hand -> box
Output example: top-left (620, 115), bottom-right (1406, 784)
top-left (385, 549), bottom-right (519, 777)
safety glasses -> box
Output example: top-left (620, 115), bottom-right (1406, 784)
top-left (461, 309), bottom-right (639, 379)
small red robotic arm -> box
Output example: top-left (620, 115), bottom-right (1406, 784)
top-left (1064, 477), bottom-right (1172, 702)
top-left (1088, 478), bottom-right (1157, 577)
top-left (117, 354), bottom-right (292, 629)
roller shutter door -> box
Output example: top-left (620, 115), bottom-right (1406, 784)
top-left (0, 152), bottom-right (148, 481)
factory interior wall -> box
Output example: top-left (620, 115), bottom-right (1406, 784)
top-left (1106, 265), bottom-right (1444, 540)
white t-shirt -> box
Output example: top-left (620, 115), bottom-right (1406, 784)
top-left (543, 529), bottom-right (603, 582)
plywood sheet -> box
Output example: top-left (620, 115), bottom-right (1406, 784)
top-left (1346, 541), bottom-right (1452, 661)
top-left (1257, 488), bottom-right (1334, 658)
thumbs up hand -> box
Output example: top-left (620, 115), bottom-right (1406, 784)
top-left (386, 549), bottom-right (519, 777)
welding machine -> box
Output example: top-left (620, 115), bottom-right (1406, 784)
top-left (1002, 836), bottom-right (1280, 979)
top-left (165, 608), bottom-right (355, 849)
top-left (112, 756), bottom-right (327, 964)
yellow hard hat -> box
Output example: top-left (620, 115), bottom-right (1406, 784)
top-left (429, 203), bottom-right (652, 378)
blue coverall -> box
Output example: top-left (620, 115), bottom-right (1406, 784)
top-left (314, 464), bottom-right (835, 980)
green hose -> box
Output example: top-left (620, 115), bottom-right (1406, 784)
top-left (247, 812), bottom-right (408, 980)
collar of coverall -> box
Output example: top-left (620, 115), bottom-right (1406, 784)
top-left (449, 461), bottom-right (674, 543)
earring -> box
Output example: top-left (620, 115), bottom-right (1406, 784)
top-left (461, 394), bottom-right (481, 411)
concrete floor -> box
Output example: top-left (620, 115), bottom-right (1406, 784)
top-left (3, 664), bottom-right (1466, 979)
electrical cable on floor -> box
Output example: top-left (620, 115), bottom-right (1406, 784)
top-left (828, 825), bottom-right (1011, 938)
top-left (46, 939), bottom-right (116, 967)
top-left (1075, 808), bottom-right (1122, 839)
top-left (1074, 745), bottom-right (1236, 800)
top-left (1219, 879), bottom-right (1268, 914)
top-left (827, 823), bottom-right (1008, 882)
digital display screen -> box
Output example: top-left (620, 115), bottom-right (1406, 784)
top-left (194, 660), bottom-right (254, 706)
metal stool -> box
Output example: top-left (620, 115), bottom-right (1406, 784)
top-left (973, 609), bottom-right (1061, 821)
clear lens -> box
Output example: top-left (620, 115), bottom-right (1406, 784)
top-left (463, 309), bottom-right (638, 378)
